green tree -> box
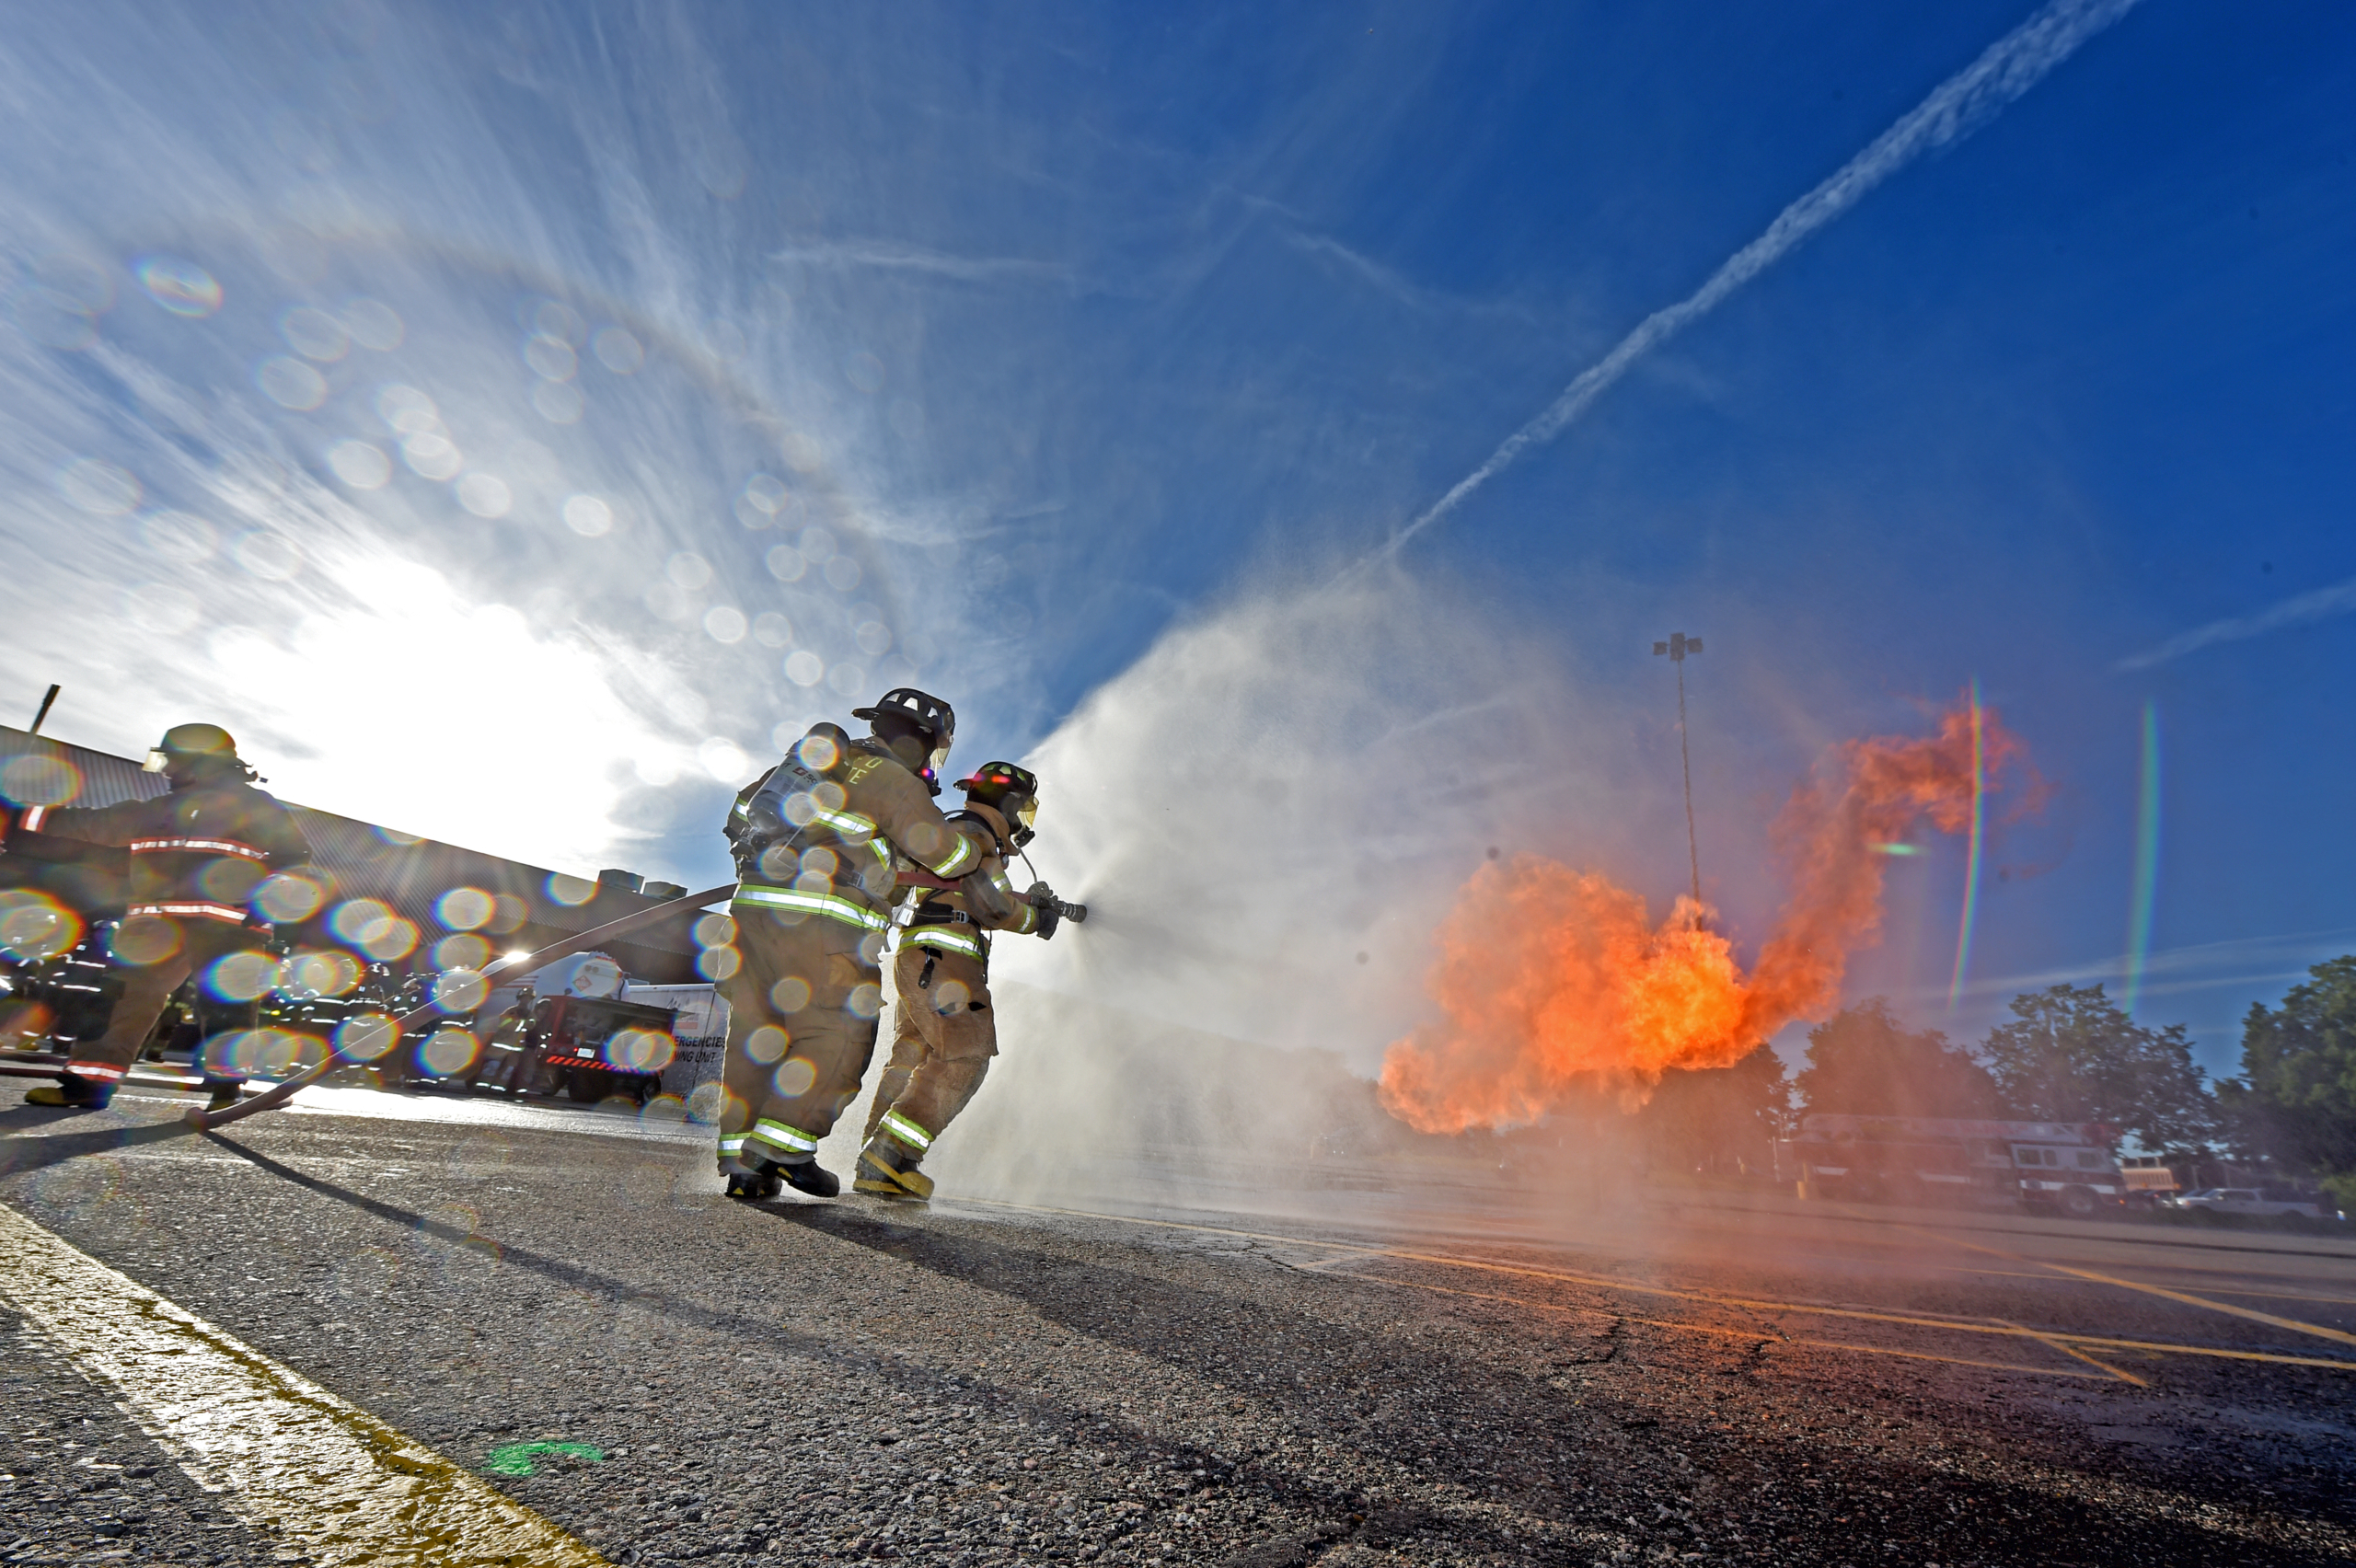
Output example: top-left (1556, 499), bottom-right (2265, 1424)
top-left (1795, 997), bottom-right (2001, 1120)
top-left (1981, 983), bottom-right (2216, 1152)
top-left (2219, 956), bottom-right (2356, 1209)
top-left (1636, 1043), bottom-right (1790, 1175)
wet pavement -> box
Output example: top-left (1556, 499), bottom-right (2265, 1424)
top-left (1, 1081), bottom-right (2350, 1566)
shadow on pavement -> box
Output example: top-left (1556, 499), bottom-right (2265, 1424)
top-left (0, 1116), bottom-right (198, 1177)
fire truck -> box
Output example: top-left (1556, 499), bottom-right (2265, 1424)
top-left (465, 952), bottom-right (679, 1105)
top-left (1786, 1114), bottom-right (2128, 1217)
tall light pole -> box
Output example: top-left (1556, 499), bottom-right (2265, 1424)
top-left (1652, 633), bottom-right (1704, 912)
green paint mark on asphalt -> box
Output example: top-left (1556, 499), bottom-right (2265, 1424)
top-left (484, 1441), bottom-right (605, 1477)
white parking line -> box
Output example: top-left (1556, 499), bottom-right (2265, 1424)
top-left (0, 1198), bottom-right (608, 1566)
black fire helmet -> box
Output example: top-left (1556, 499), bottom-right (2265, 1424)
top-left (852, 687), bottom-right (956, 746)
top-left (957, 761), bottom-right (1040, 847)
top-left (143, 722), bottom-right (240, 773)
top-left (853, 687), bottom-right (957, 790)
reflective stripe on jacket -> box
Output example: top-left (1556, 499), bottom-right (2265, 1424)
top-left (730, 728), bottom-right (991, 926)
top-left (30, 779), bottom-right (310, 917)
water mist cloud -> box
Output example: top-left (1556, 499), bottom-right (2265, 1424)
top-left (983, 571), bottom-right (1641, 1065)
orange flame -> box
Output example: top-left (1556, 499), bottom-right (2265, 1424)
top-left (1378, 698), bottom-right (2037, 1134)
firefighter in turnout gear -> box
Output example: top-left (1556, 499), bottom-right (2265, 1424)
top-left (716, 688), bottom-right (996, 1200)
top-left (8, 724), bottom-right (311, 1111)
top-left (857, 762), bottom-right (1061, 1201)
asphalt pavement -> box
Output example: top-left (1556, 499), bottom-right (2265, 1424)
top-left (1, 1080), bottom-right (2350, 1567)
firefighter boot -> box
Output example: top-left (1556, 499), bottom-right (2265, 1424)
top-left (724, 1159), bottom-right (784, 1202)
top-left (25, 1078), bottom-right (112, 1111)
top-left (780, 1159), bottom-right (841, 1199)
top-left (855, 1137), bottom-right (934, 1201)
top-left (202, 1079), bottom-right (243, 1113)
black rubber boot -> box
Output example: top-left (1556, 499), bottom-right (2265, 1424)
top-left (780, 1159), bottom-right (840, 1199)
top-left (24, 1078), bottom-right (112, 1111)
top-left (854, 1139), bottom-right (934, 1201)
top-left (723, 1160), bottom-right (783, 1201)
top-left (202, 1079), bottom-right (243, 1113)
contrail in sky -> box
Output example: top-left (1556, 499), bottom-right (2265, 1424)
top-left (1381, 0), bottom-right (2144, 559)
top-left (2116, 573), bottom-right (2356, 671)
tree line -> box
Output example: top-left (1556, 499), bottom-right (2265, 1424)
top-left (1636, 956), bottom-right (2356, 1212)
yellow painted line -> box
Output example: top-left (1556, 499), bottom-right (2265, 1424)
top-left (1989, 1316), bottom-right (2149, 1387)
top-left (0, 1199), bottom-right (608, 1567)
top-left (970, 1199), bottom-right (2356, 1374)
top-left (1345, 1265), bottom-right (2105, 1381)
top-left (1900, 1223), bottom-right (2356, 1352)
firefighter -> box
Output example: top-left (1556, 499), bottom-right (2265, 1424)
top-left (857, 761), bottom-right (1062, 1201)
top-left (6, 724), bottom-right (311, 1111)
top-left (715, 688), bottom-right (999, 1200)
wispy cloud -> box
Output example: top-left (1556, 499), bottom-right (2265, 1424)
top-left (768, 238), bottom-right (1072, 285)
top-left (1280, 230), bottom-right (1531, 320)
top-left (2116, 573), bottom-right (2356, 671)
top-left (1380, 0), bottom-right (2145, 561)
top-left (1957, 924), bottom-right (2356, 999)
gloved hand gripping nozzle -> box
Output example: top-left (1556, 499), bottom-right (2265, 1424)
top-left (1022, 881), bottom-right (1086, 939)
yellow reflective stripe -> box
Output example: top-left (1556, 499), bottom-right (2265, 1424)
top-left (879, 1110), bottom-right (932, 1150)
top-left (732, 882), bottom-right (888, 932)
top-left (751, 1118), bottom-right (820, 1153)
top-left (926, 834), bottom-right (981, 879)
top-left (718, 1134), bottom-right (749, 1154)
top-left (813, 807), bottom-right (877, 841)
top-left (906, 926), bottom-right (983, 958)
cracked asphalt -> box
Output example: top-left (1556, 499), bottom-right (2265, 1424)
top-left (2, 1080), bottom-right (2351, 1567)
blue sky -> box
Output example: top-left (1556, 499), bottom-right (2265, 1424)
top-left (2, 1), bottom-right (2351, 1079)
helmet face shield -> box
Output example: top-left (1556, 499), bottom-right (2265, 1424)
top-left (1016, 797), bottom-right (1039, 833)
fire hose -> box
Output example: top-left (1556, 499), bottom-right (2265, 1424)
top-left (186, 882), bottom-right (739, 1131)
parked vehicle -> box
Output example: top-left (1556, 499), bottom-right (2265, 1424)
top-left (2170, 1187), bottom-right (2339, 1220)
top-left (2119, 1155), bottom-right (2180, 1205)
top-left (1785, 1115), bottom-right (2128, 1216)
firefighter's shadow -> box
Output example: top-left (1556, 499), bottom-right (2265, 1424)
top-left (0, 1113), bottom-right (195, 1176)
top-left (765, 1202), bottom-right (1581, 1503)
top-left (198, 1135), bottom-right (1530, 1528)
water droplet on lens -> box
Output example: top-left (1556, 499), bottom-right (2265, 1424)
top-left (135, 257), bottom-right (222, 317)
top-left (258, 356), bottom-right (328, 409)
top-left (457, 473), bottom-right (513, 517)
top-left (561, 494), bottom-right (613, 536)
top-left (532, 380), bottom-right (584, 423)
top-left (592, 327), bottom-right (643, 374)
top-left (56, 457), bottom-right (141, 515)
top-left (327, 440), bottom-right (392, 490)
top-left (280, 306), bottom-right (350, 362)
top-left (342, 296), bottom-right (404, 351)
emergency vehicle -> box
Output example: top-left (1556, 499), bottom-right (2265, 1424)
top-left (467, 952), bottom-right (679, 1105)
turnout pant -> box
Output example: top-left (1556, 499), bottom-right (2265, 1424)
top-left (717, 903), bottom-right (884, 1171)
top-left (68, 916), bottom-right (263, 1089)
top-left (865, 943), bottom-right (998, 1162)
